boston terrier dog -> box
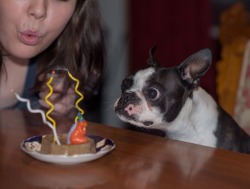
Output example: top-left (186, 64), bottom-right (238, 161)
top-left (114, 47), bottom-right (250, 154)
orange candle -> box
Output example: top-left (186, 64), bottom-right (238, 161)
top-left (69, 113), bottom-right (88, 144)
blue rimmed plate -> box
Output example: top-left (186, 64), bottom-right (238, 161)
top-left (20, 135), bottom-right (115, 165)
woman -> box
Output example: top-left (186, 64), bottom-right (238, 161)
top-left (0, 0), bottom-right (105, 119)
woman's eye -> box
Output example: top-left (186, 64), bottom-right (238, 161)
top-left (145, 87), bottom-right (160, 100)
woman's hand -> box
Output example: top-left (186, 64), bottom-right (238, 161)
top-left (39, 82), bottom-right (77, 116)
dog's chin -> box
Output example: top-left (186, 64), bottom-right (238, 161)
top-left (116, 113), bottom-right (154, 127)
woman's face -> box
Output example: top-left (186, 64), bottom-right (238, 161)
top-left (0, 0), bottom-right (77, 60)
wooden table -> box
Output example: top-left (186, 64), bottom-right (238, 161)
top-left (1, 110), bottom-right (250, 189)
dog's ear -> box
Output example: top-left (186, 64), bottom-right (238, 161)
top-left (177, 48), bottom-right (212, 89)
top-left (147, 46), bottom-right (161, 67)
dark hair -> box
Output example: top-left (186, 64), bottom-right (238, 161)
top-left (35, 0), bottom-right (105, 97)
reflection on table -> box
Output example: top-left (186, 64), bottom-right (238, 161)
top-left (0, 110), bottom-right (250, 189)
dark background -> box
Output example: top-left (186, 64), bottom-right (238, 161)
top-left (129, 0), bottom-right (250, 100)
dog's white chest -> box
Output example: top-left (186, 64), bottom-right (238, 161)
top-left (165, 88), bottom-right (218, 148)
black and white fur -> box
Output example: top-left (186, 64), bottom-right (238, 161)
top-left (115, 48), bottom-right (250, 154)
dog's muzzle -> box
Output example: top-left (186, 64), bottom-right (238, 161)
top-left (115, 92), bottom-right (155, 127)
top-left (115, 92), bottom-right (137, 111)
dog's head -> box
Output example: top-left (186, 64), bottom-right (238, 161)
top-left (114, 47), bottom-right (212, 129)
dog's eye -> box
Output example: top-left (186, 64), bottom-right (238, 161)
top-left (145, 87), bottom-right (160, 100)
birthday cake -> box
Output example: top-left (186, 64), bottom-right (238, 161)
top-left (40, 134), bottom-right (96, 155)
top-left (40, 112), bottom-right (97, 155)
top-left (16, 68), bottom-right (97, 156)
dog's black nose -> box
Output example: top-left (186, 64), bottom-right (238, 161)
top-left (143, 121), bottom-right (153, 126)
top-left (115, 92), bottom-right (137, 113)
top-left (116, 92), bottom-right (136, 109)
top-left (121, 92), bottom-right (136, 104)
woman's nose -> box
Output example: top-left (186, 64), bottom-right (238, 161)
top-left (28, 0), bottom-right (47, 19)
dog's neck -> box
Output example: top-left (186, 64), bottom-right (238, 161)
top-left (161, 87), bottom-right (218, 147)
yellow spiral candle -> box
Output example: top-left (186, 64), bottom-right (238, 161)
top-left (67, 71), bottom-right (84, 122)
top-left (45, 76), bottom-right (56, 128)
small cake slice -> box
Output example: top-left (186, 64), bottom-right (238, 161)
top-left (40, 134), bottom-right (96, 155)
